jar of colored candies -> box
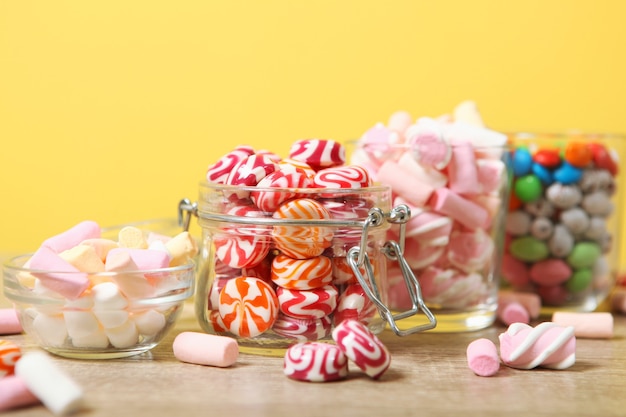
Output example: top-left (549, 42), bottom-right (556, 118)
top-left (505, 132), bottom-right (625, 314)
top-left (350, 112), bottom-right (512, 332)
top-left (180, 140), bottom-right (437, 355)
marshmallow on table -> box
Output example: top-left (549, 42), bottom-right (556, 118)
top-left (466, 338), bottom-right (500, 377)
top-left (551, 312), bottom-right (613, 339)
top-left (0, 376), bottom-right (40, 412)
top-left (0, 308), bottom-right (23, 335)
top-left (173, 332), bottom-right (239, 368)
top-left (42, 220), bottom-right (101, 254)
top-left (28, 247), bottom-right (90, 300)
top-left (15, 351), bottom-right (85, 416)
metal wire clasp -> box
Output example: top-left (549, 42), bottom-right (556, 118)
top-left (347, 204), bottom-right (437, 336)
top-left (178, 198), bottom-right (198, 232)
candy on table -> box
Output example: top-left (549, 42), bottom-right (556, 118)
top-left (0, 375), bottom-right (40, 412)
top-left (551, 311), bottom-right (613, 339)
top-left (0, 309), bottom-right (23, 335)
top-left (15, 351), bottom-right (85, 415)
top-left (351, 105), bottom-right (509, 312)
top-left (498, 322), bottom-right (576, 370)
top-left (466, 338), bottom-right (500, 377)
top-left (332, 319), bottom-right (391, 379)
top-left (173, 332), bottom-right (239, 368)
top-left (283, 341), bottom-right (349, 382)
top-left (506, 139), bottom-right (619, 306)
top-left (0, 340), bottom-right (21, 377)
top-left (218, 276), bottom-right (279, 338)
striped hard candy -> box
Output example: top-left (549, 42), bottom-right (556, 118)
top-left (271, 254), bottom-right (333, 290)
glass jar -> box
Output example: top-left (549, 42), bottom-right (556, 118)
top-left (181, 182), bottom-right (436, 356)
top-left (351, 140), bottom-right (511, 332)
top-left (505, 132), bottom-right (625, 314)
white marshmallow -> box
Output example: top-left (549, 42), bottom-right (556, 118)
top-left (105, 321), bottom-right (139, 348)
top-left (15, 351), bottom-right (85, 416)
top-left (71, 329), bottom-right (110, 348)
top-left (91, 282), bottom-right (128, 310)
top-left (132, 309), bottom-right (166, 336)
top-left (32, 312), bottom-right (68, 347)
top-left (63, 311), bottom-right (100, 340)
top-left (118, 226), bottom-right (148, 249)
top-left (165, 232), bottom-right (198, 266)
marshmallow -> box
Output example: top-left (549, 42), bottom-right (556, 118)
top-left (551, 312), bottom-right (613, 339)
top-left (131, 309), bottom-right (166, 336)
top-left (106, 248), bottom-right (170, 271)
top-left (447, 141), bottom-right (480, 195)
top-left (15, 351), bottom-right (85, 415)
top-left (28, 246), bottom-right (90, 300)
top-left (453, 100), bottom-right (485, 127)
top-left (377, 160), bottom-right (435, 207)
top-left (165, 231), bottom-right (198, 266)
top-left (63, 311), bottom-right (100, 340)
top-left (41, 220), bottom-right (101, 253)
top-left (76, 238), bottom-right (118, 262)
top-left (0, 376), bottom-right (40, 412)
top-left (58, 245), bottom-right (105, 273)
top-left (0, 308), bottom-right (22, 335)
top-left (104, 250), bottom-right (155, 299)
top-left (32, 313), bottom-right (68, 347)
top-left (71, 329), bottom-right (109, 348)
top-left (429, 188), bottom-right (489, 230)
top-left (118, 226), bottom-right (148, 249)
top-left (466, 338), bottom-right (499, 377)
top-left (173, 332), bottom-right (239, 368)
top-left (498, 290), bottom-right (541, 319)
top-left (105, 320), bottom-right (139, 348)
top-left (497, 301), bottom-right (530, 325)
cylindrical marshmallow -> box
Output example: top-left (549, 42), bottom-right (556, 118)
top-left (466, 338), bottom-right (500, 377)
top-left (173, 332), bottom-right (239, 368)
top-left (377, 160), bottom-right (435, 207)
top-left (165, 231), bottom-right (198, 266)
top-left (497, 301), bottom-right (530, 326)
top-left (551, 312), bottom-right (613, 339)
top-left (15, 351), bottom-right (85, 415)
top-left (447, 141), bottom-right (480, 196)
top-left (429, 188), bottom-right (489, 230)
top-left (28, 247), bottom-right (90, 300)
top-left (0, 308), bottom-right (23, 335)
top-left (41, 220), bottom-right (101, 253)
top-left (0, 375), bottom-right (40, 412)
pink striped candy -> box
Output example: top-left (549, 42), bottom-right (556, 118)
top-left (272, 315), bottom-right (332, 341)
top-left (250, 170), bottom-right (312, 213)
top-left (227, 154), bottom-right (278, 187)
top-left (271, 254), bottom-right (333, 290)
top-left (272, 198), bottom-right (334, 259)
top-left (333, 284), bottom-right (377, 325)
top-left (312, 165), bottom-right (372, 189)
top-left (206, 146), bottom-right (255, 184)
top-left (288, 139), bottom-right (346, 170)
top-left (218, 276), bottom-right (279, 338)
top-left (277, 285), bottom-right (338, 319)
top-left (284, 342), bottom-right (348, 382)
top-left (214, 233), bottom-right (270, 269)
top-left (332, 319), bottom-right (391, 379)
top-left (278, 158), bottom-right (316, 178)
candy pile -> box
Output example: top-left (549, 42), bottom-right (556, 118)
top-left (9, 221), bottom-right (197, 351)
top-left (504, 139), bottom-right (619, 306)
top-left (350, 102), bottom-right (509, 311)
top-left (283, 319), bottom-right (391, 382)
top-left (204, 139), bottom-right (385, 343)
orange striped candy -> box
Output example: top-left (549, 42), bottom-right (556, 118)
top-left (218, 276), bottom-right (279, 338)
top-left (0, 340), bottom-right (21, 377)
top-left (271, 254), bottom-right (333, 290)
top-left (272, 198), bottom-right (334, 259)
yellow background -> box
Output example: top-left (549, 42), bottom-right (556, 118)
top-left (1, 0), bottom-right (625, 254)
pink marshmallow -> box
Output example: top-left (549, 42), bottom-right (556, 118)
top-left (0, 309), bottom-right (23, 335)
top-left (396, 152), bottom-right (448, 190)
top-left (497, 301), bottom-right (530, 325)
top-left (377, 160), bottom-right (435, 207)
top-left (173, 332), bottom-right (239, 367)
top-left (106, 248), bottom-right (170, 271)
top-left (447, 141), bottom-right (480, 196)
top-left (466, 338), bottom-right (500, 377)
top-left (0, 376), bottom-right (40, 412)
top-left (41, 221), bottom-right (101, 253)
top-left (104, 250), bottom-right (155, 299)
top-left (28, 247), bottom-right (90, 300)
top-left (551, 312), bottom-right (613, 339)
top-left (394, 197), bottom-right (453, 242)
top-left (429, 188), bottom-right (490, 230)
top-left (476, 159), bottom-right (505, 194)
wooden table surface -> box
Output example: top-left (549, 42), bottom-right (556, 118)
top-left (2, 298), bottom-right (625, 417)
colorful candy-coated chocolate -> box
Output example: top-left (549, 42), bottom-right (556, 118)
top-left (271, 254), bottom-right (333, 290)
top-left (566, 242), bottom-right (601, 269)
top-left (0, 340), bottom-right (21, 378)
top-left (532, 148), bottom-right (561, 168)
top-left (564, 141), bottom-right (593, 167)
top-left (512, 148), bottom-right (533, 176)
top-left (272, 315), bottom-right (332, 341)
top-left (288, 139), bottom-right (346, 170)
top-left (553, 162), bottom-right (583, 184)
top-left (276, 285), bottom-right (338, 319)
top-left (588, 143), bottom-right (618, 175)
top-left (529, 259), bottom-right (572, 286)
top-left (272, 198), bottom-right (334, 259)
top-left (206, 146), bottom-right (255, 184)
top-left (514, 175), bottom-right (542, 202)
top-left (251, 170), bottom-right (312, 213)
top-left (218, 276), bottom-right (279, 338)
top-left (509, 236), bottom-right (549, 262)
top-left (332, 319), bottom-right (390, 379)
top-left (565, 269), bottom-right (593, 292)
top-left (284, 342), bottom-right (348, 382)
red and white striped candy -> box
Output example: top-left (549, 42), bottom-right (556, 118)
top-left (272, 315), bottom-right (332, 342)
top-left (227, 154), bottom-right (279, 187)
top-left (250, 170), bottom-right (313, 213)
top-left (214, 233), bottom-right (270, 269)
top-left (278, 158), bottom-right (316, 178)
top-left (271, 254), bottom-right (333, 290)
top-left (272, 198), bottom-right (334, 259)
top-left (277, 285), bottom-right (338, 319)
top-left (312, 165), bottom-right (372, 189)
top-left (0, 340), bottom-right (21, 377)
top-left (206, 146), bottom-right (255, 184)
top-left (333, 284), bottom-right (377, 325)
top-left (332, 319), bottom-right (391, 379)
top-left (288, 139), bottom-right (346, 170)
top-left (284, 342), bottom-right (348, 382)
top-left (332, 256), bottom-right (376, 286)
top-left (224, 204), bottom-right (272, 235)
top-left (218, 276), bottom-right (279, 338)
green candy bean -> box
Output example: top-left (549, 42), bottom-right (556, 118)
top-left (509, 236), bottom-right (549, 262)
top-left (565, 268), bottom-right (593, 292)
top-left (514, 175), bottom-right (543, 202)
top-left (566, 242), bottom-right (601, 269)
